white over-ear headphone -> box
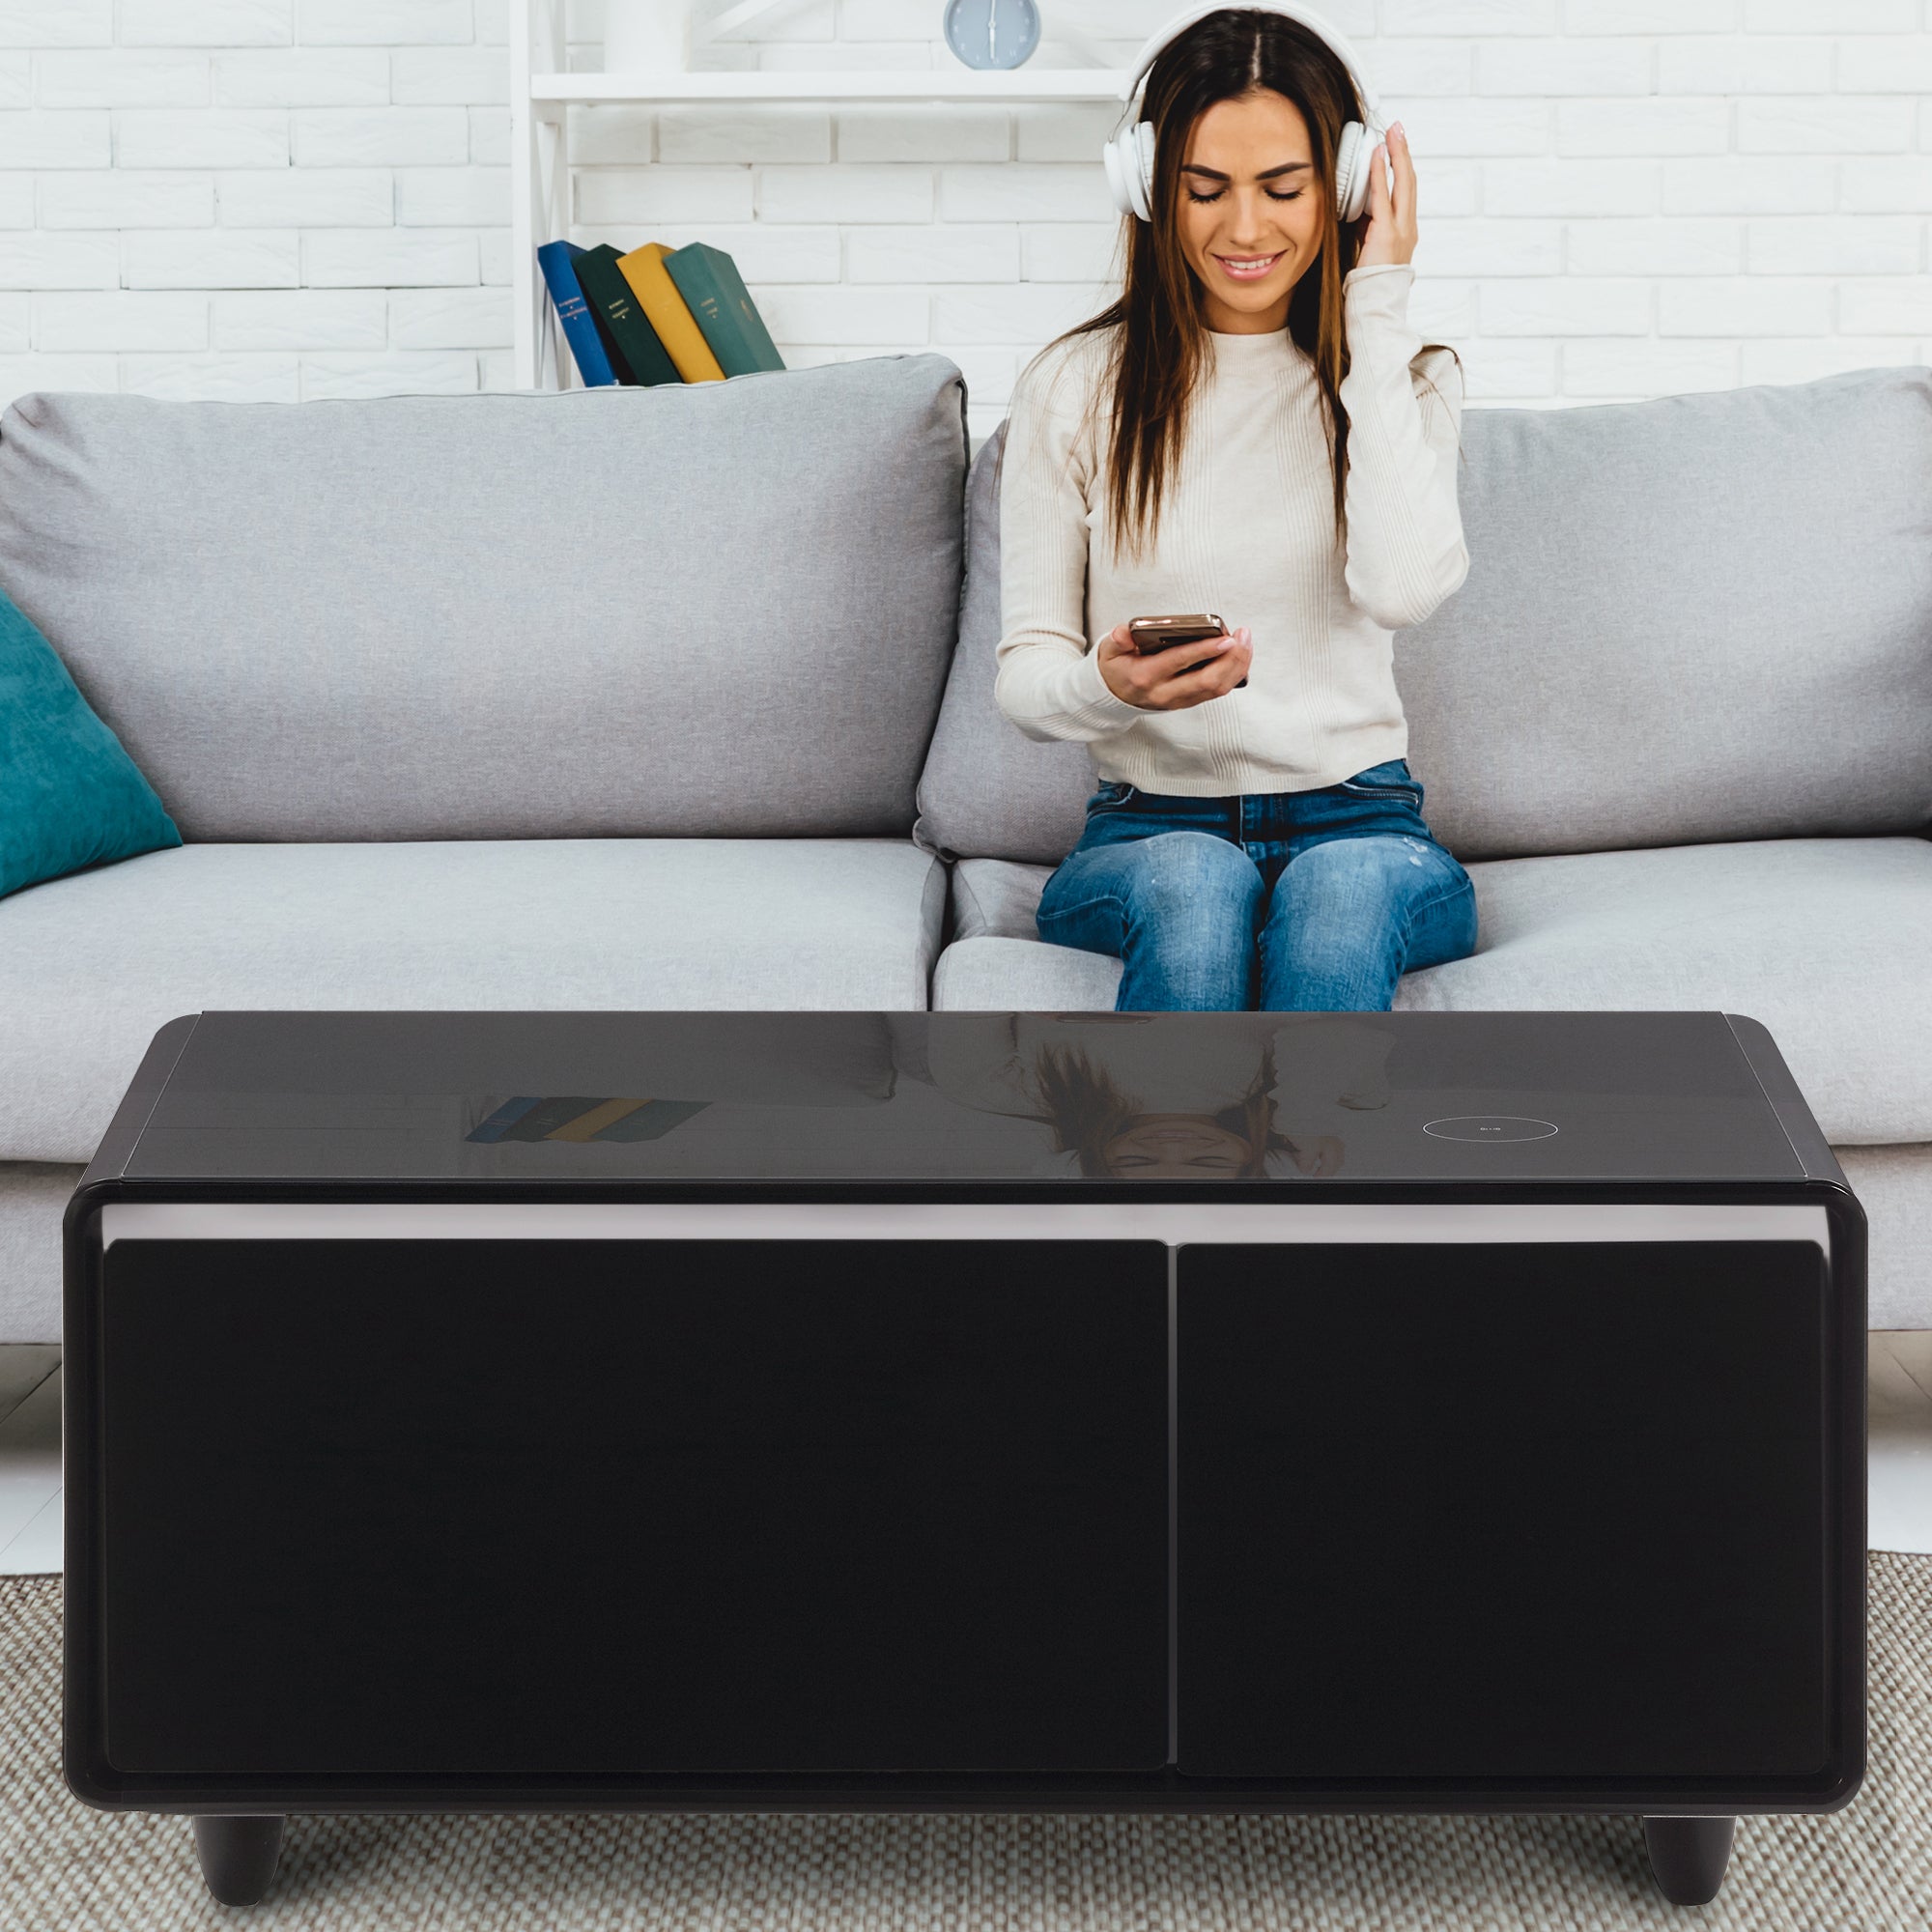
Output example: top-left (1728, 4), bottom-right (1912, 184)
top-left (1102, 1), bottom-right (1388, 227)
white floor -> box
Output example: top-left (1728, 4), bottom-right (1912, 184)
top-left (5, 1336), bottom-right (1932, 1576)
top-left (1868, 1329), bottom-right (1932, 1554)
top-left (0, 1346), bottom-right (61, 1577)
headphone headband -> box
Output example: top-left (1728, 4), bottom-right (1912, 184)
top-left (1117, 0), bottom-right (1383, 128)
top-left (1103, 1), bottom-right (1388, 225)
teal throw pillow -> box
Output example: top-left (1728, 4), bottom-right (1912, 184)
top-left (1, 582), bottom-right (182, 900)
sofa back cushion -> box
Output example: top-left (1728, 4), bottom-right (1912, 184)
top-left (0, 354), bottom-right (968, 841)
top-left (915, 364), bottom-right (1932, 865)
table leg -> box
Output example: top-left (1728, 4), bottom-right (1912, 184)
top-left (1641, 1815), bottom-right (1736, 1905)
top-left (191, 1815), bottom-right (286, 1906)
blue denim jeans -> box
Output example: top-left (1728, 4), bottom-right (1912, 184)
top-left (1035, 758), bottom-right (1479, 1012)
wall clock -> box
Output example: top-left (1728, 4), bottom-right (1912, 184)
top-left (943, 0), bottom-right (1040, 71)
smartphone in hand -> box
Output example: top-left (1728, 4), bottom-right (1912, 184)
top-left (1127, 613), bottom-right (1248, 690)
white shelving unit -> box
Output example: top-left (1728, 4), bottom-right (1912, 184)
top-left (509, 0), bottom-right (1128, 390)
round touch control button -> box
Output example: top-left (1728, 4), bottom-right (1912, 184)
top-left (1422, 1116), bottom-right (1559, 1142)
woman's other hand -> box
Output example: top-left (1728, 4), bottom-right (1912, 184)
top-left (1354, 121), bottom-right (1416, 270)
top-left (1095, 621), bottom-right (1253, 710)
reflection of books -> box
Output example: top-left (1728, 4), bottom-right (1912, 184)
top-left (587, 1098), bottom-right (709, 1141)
top-left (547, 1097), bottom-right (650, 1142)
top-left (469, 1096), bottom-right (543, 1142)
top-left (494, 1096), bottom-right (611, 1141)
top-left (466, 1096), bottom-right (709, 1144)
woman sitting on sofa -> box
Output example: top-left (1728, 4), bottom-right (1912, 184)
top-left (994, 3), bottom-right (1478, 1013)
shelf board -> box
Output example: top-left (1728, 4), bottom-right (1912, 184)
top-left (531, 68), bottom-right (1130, 103)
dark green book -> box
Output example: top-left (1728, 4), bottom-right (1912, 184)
top-left (662, 242), bottom-right (785, 378)
top-left (571, 244), bottom-right (682, 387)
top-left (583, 289), bottom-right (638, 386)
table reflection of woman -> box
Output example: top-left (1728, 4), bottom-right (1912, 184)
top-left (892, 1011), bottom-right (1398, 1179)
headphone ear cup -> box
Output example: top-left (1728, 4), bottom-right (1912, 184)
top-left (1102, 128), bottom-right (1136, 217)
top-left (1103, 121), bottom-right (1156, 222)
top-left (1335, 119), bottom-right (1369, 223)
top-left (1105, 123), bottom-right (1144, 221)
top-left (1130, 120), bottom-right (1156, 222)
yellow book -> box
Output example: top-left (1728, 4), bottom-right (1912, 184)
top-left (616, 243), bottom-right (727, 384)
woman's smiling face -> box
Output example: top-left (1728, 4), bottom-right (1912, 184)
top-left (1175, 87), bottom-right (1325, 334)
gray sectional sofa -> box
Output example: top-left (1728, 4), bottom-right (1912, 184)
top-left (2, 351), bottom-right (1928, 1338)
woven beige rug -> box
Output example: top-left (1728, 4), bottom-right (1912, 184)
top-left (3, 1559), bottom-right (1927, 1931)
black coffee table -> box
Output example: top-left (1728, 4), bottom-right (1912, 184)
top-left (63, 1009), bottom-right (1866, 1909)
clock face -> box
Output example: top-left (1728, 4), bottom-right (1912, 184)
top-left (943, 0), bottom-right (1041, 71)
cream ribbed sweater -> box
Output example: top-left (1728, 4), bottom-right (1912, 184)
top-left (993, 261), bottom-right (1468, 797)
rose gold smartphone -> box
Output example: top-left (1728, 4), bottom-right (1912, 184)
top-left (1128, 613), bottom-right (1225, 654)
top-left (1127, 613), bottom-right (1247, 690)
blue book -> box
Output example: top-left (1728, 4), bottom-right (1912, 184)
top-left (537, 241), bottom-right (617, 387)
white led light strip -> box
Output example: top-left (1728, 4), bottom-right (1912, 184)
top-left (99, 1201), bottom-right (1832, 1253)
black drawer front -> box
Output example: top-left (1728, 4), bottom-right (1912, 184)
top-left (99, 1237), bottom-right (1170, 1776)
top-left (1176, 1240), bottom-right (1836, 1781)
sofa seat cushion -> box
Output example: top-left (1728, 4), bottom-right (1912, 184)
top-left (934, 835), bottom-right (1932, 1147)
top-left (0, 838), bottom-right (946, 1165)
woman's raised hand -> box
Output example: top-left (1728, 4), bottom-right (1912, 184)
top-left (1095, 621), bottom-right (1252, 711)
top-left (1355, 120), bottom-right (1416, 270)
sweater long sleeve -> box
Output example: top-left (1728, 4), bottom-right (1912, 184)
top-left (993, 261), bottom-right (1468, 797)
top-left (990, 343), bottom-right (1148, 746)
top-left (1337, 262), bottom-right (1470, 631)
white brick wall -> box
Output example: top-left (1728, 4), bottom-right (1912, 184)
top-left (0, 0), bottom-right (1927, 426)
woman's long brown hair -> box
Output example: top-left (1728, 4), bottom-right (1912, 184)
top-left (1004, 7), bottom-right (1463, 566)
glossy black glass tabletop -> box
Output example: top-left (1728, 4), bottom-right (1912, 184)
top-left (111, 1009), bottom-right (1808, 1184)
